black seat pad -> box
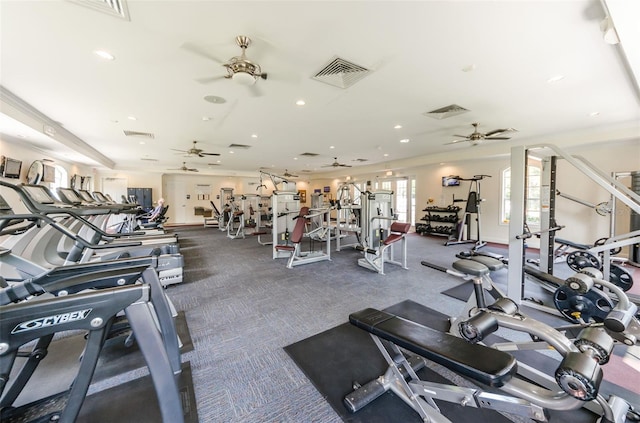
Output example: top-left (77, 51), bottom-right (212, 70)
top-left (349, 308), bottom-right (517, 387)
top-left (452, 259), bottom-right (489, 277)
top-left (469, 255), bottom-right (505, 271)
top-left (555, 237), bottom-right (591, 251)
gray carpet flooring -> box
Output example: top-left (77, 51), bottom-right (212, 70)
top-left (168, 227), bottom-right (476, 422)
top-left (110, 226), bottom-right (636, 422)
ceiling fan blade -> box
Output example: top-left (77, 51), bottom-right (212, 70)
top-left (195, 75), bottom-right (227, 84)
top-left (199, 152), bottom-right (221, 156)
top-left (485, 136), bottom-right (511, 140)
top-left (444, 139), bottom-right (468, 145)
top-left (452, 135), bottom-right (469, 138)
top-left (180, 42), bottom-right (225, 64)
top-left (187, 169), bottom-right (199, 172)
top-left (170, 148), bottom-right (188, 153)
top-left (339, 164), bottom-right (352, 167)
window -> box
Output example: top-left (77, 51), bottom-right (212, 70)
top-left (52, 165), bottom-right (68, 191)
top-left (501, 159), bottom-right (542, 226)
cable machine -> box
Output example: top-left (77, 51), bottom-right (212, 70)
top-left (446, 175), bottom-right (490, 250)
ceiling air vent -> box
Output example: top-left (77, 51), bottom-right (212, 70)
top-left (424, 104), bottom-right (470, 120)
top-left (312, 57), bottom-right (371, 89)
top-left (68, 0), bottom-right (130, 20)
top-left (353, 158), bottom-right (368, 162)
top-left (300, 152), bottom-right (319, 157)
top-left (124, 130), bottom-right (155, 139)
top-left (140, 158), bottom-right (158, 162)
top-left (228, 144), bottom-right (251, 149)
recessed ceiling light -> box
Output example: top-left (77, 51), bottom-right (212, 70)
top-left (204, 95), bottom-right (226, 104)
top-left (296, 100), bottom-right (306, 106)
top-left (251, 134), bottom-right (258, 138)
top-left (202, 116), bottom-right (212, 121)
top-left (127, 116), bottom-right (137, 121)
top-left (589, 111), bottom-right (600, 117)
top-left (383, 153), bottom-right (389, 157)
top-left (462, 64), bottom-right (477, 72)
top-left (400, 138), bottom-right (410, 143)
top-left (547, 75), bottom-right (565, 83)
top-left (329, 146), bottom-right (335, 149)
top-left (217, 160), bottom-right (221, 163)
top-left (139, 141), bottom-right (146, 145)
top-left (293, 157), bottom-right (298, 160)
top-left (94, 50), bottom-right (115, 60)
top-left (394, 124), bottom-right (402, 129)
top-left (229, 151), bottom-right (234, 154)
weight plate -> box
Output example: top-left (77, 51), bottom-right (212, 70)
top-left (593, 238), bottom-right (621, 255)
top-left (566, 250), bottom-right (601, 272)
top-left (553, 285), bottom-right (614, 324)
top-left (609, 264), bottom-right (634, 292)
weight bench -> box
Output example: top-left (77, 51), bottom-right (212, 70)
top-left (357, 221), bottom-right (411, 275)
top-left (343, 306), bottom-right (627, 422)
top-left (554, 237), bottom-right (592, 261)
top-left (274, 207), bottom-right (308, 269)
top-left (343, 308), bottom-right (549, 421)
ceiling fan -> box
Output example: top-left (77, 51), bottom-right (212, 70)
top-left (171, 141), bottom-right (220, 158)
top-left (445, 122), bottom-right (517, 146)
top-left (323, 157), bottom-right (352, 168)
top-left (282, 169), bottom-right (298, 178)
top-left (183, 35), bottom-right (267, 93)
top-left (168, 162), bottom-right (199, 172)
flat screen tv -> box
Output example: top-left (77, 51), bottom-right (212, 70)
top-left (442, 176), bottom-right (460, 187)
top-left (1, 156), bottom-right (22, 179)
top-left (42, 164), bottom-right (56, 183)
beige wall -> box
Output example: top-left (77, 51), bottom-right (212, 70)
top-left (3, 136), bottom-right (638, 251)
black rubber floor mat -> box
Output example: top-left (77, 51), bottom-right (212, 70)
top-left (285, 300), bottom-right (610, 423)
top-left (286, 300), bottom-right (512, 423)
top-left (78, 361), bottom-right (198, 423)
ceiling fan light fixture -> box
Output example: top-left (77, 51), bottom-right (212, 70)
top-left (232, 71), bottom-right (256, 86)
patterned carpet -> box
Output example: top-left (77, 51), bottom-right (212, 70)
top-left (146, 226), bottom-right (638, 422)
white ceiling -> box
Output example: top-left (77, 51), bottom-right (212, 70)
top-left (1, 0), bottom-right (638, 178)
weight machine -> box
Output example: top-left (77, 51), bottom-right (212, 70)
top-left (273, 206), bottom-right (332, 268)
top-left (445, 175), bottom-right (490, 250)
top-left (218, 187), bottom-right (234, 232)
top-left (333, 183), bottom-right (363, 252)
top-left (225, 195), bottom-right (245, 239)
top-left (508, 145), bottom-right (640, 308)
top-left (271, 190), bottom-right (301, 259)
top-left (356, 190), bottom-right (410, 275)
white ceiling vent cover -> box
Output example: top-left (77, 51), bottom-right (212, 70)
top-left (67, 0), bottom-right (130, 20)
top-left (312, 57), bottom-right (371, 89)
top-left (424, 104), bottom-right (470, 120)
top-left (124, 130), bottom-right (155, 139)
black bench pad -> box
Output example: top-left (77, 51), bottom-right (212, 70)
top-left (555, 238), bottom-right (591, 251)
top-left (349, 308), bottom-right (517, 387)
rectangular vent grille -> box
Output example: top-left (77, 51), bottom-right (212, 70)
top-left (140, 158), bottom-right (158, 162)
top-left (312, 57), bottom-right (371, 89)
top-left (68, 0), bottom-right (130, 20)
top-left (424, 104), bottom-right (470, 120)
top-left (353, 158), bottom-right (368, 162)
top-left (228, 143), bottom-right (251, 149)
top-left (124, 130), bottom-right (155, 138)
top-left (300, 152), bottom-right (319, 157)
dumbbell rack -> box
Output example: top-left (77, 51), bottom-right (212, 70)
top-left (416, 205), bottom-right (461, 239)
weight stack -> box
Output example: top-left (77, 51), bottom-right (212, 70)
top-left (632, 171), bottom-right (640, 263)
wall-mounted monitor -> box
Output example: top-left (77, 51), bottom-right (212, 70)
top-left (442, 176), bottom-right (460, 187)
top-left (1, 156), bottom-right (23, 179)
top-left (42, 163), bottom-right (56, 183)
